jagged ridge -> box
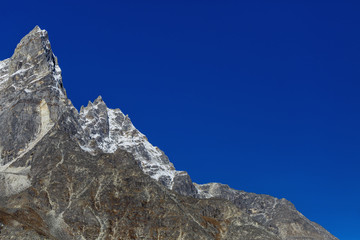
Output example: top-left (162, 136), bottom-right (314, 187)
top-left (0, 26), bottom-right (338, 240)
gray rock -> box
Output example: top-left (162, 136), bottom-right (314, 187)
top-left (195, 182), bottom-right (337, 240)
top-left (172, 171), bottom-right (198, 198)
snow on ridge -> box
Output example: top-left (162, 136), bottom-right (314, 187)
top-left (78, 99), bottom-right (177, 188)
top-left (107, 108), bottom-right (176, 185)
top-left (0, 59), bottom-right (9, 70)
top-left (194, 182), bottom-right (238, 199)
top-left (50, 57), bottom-right (66, 98)
top-left (10, 66), bottom-right (33, 77)
top-left (0, 59), bottom-right (9, 90)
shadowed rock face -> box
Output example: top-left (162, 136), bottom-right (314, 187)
top-left (0, 27), bottom-right (337, 240)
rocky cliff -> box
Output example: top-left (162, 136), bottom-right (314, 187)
top-left (0, 26), bottom-right (337, 240)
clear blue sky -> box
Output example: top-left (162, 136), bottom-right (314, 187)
top-left (1, 1), bottom-right (359, 239)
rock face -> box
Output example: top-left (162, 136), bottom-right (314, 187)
top-left (0, 26), bottom-right (337, 240)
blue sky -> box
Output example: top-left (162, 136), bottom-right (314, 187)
top-left (1, 0), bottom-right (359, 239)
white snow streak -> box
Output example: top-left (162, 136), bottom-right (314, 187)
top-left (79, 101), bottom-right (178, 188)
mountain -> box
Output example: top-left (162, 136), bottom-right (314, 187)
top-left (0, 26), bottom-right (337, 240)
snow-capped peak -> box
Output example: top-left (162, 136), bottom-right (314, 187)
top-left (78, 98), bottom-right (178, 189)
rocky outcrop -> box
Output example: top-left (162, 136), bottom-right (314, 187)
top-left (196, 183), bottom-right (337, 240)
top-left (0, 26), bottom-right (337, 240)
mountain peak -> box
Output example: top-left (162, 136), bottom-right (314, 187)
top-left (30, 25), bottom-right (42, 32)
top-left (3, 26), bottom-right (67, 99)
top-left (93, 95), bottom-right (105, 105)
top-left (13, 26), bottom-right (50, 57)
top-left (0, 27), bottom-right (338, 240)
top-left (28, 25), bottom-right (45, 36)
top-left (0, 27), bottom-right (68, 171)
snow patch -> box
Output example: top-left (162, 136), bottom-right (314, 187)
top-left (0, 59), bottom-right (9, 90)
top-left (194, 182), bottom-right (237, 199)
top-left (0, 58), bottom-right (9, 70)
top-left (10, 66), bottom-right (33, 77)
top-left (50, 55), bottom-right (66, 98)
top-left (0, 166), bottom-right (31, 197)
top-left (79, 102), bottom-right (178, 189)
top-left (0, 172), bottom-right (31, 196)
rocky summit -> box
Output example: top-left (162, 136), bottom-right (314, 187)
top-left (0, 26), bottom-right (337, 240)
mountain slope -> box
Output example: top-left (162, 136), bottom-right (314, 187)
top-left (0, 26), bottom-right (337, 240)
